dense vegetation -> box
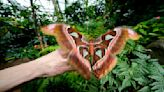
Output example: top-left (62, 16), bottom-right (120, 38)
top-left (0, 0), bottom-right (164, 92)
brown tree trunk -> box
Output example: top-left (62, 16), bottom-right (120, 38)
top-left (30, 0), bottom-right (44, 49)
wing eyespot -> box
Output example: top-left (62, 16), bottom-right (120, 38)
top-left (105, 35), bottom-right (113, 40)
top-left (83, 49), bottom-right (89, 58)
top-left (70, 32), bottom-right (79, 38)
top-left (95, 49), bottom-right (102, 58)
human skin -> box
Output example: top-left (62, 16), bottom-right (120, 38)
top-left (0, 49), bottom-right (73, 91)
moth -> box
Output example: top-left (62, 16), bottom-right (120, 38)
top-left (41, 24), bottom-right (140, 79)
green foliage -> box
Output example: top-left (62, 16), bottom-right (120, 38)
top-left (134, 17), bottom-right (164, 45)
top-left (75, 18), bottom-right (106, 39)
top-left (65, 1), bottom-right (105, 24)
top-left (4, 46), bottom-right (40, 61)
top-left (99, 40), bottom-right (164, 92)
top-left (104, 0), bottom-right (164, 26)
top-left (39, 45), bottom-right (59, 56)
top-left (0, 1), bottom-right (53, 62)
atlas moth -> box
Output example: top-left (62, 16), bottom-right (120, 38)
top-left (41, 24), bottom-right (140, 79)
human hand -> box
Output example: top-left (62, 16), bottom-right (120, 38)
top-left (35, 49), bottom-right (74, 77)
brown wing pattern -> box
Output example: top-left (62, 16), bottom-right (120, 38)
top-left (41, 24), bottom-right (91, 79)
top-left (41, 24), bottom-right (140, 79)
top-left (67, 27), bottom-right (91, 79)
top-left (93, 27), bottom-right (140, 79)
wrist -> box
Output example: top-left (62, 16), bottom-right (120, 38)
top-left (31, 50), bottom-right (73, 77)
top-left (30, 58), bottom-right (48, 77)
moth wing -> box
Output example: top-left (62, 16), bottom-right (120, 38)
top-left (92, 27), bottom-right (139, 79)
top-left (41, 24), bottom-right (91, 79)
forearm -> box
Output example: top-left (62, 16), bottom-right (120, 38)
top-left (0, 50), bottom-right (72, 91)
top-left (0, 60), bottom-right (43, 91)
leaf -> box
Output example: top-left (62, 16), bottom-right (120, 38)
top-left (131, 80), bottom-right (137, 89)
top-left (108, 73), bottom-right (118, 87)
top-left (39, 45), bottom-right (59, 55)
top-left (139, 29), bottom-right (147, 35)
top-left (149, 75), bottom-right (164, 92)
top-left (149, 75), bottom-right (163, 82)
top-left (152, 62), bottom-right (164, 75)
top-left (142, 24), bottom-right (148, 28)
top-left (153, 28), bottom-right (159, 32)
top-left (134, 45), bottom-right (145, 52)
top-left (100, 74), bottom-right (108, 85)
top-left (151, 82), bottom-right (164, 92)
top-left (138, 86), bottom-right (151, 92)
top-left (127, 40), bottom-right (136, 47)
top-left (133, 77), bottom-right (148, 86)
top-left (38, 78), bottom-right (50, 92)
top-left (132, 51), bottom-right (150, 60)
top-left (148, 33), bottom-right (160, 36)
top-left (148, 59), bottom-right (158, 62)
top-left (119, 77), bottom-right (131, 92)
top-left (88, 85), bottom-right (98, 92)
top-left (133, 25), bottom-right (139, 30)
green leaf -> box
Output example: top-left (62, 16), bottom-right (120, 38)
top-left (38, 78), bottom-right (50, 92)
top-left (88, 85), bottom-right (98, 92)
top-left (132, 51), bottom-right (150, 60)
top-left (142, 24), bottom-right (148, 28)
top-left (131, 80), bottom-right (137, 89)
top-left (133, 77), bottom-right (148, 85)
top-left (39, 45), bottom-right (59, 55)
top-left (134, 45), bottom-right (145, 52)
top-left (119, 77), bottom-right (131, 92)
top-left (153, 28), bottom-right (159, 32)
top-left (149, 75), bottom-right (163, 81)
top-left (149, 75), bottom-right (164, 92)
top-left (148, 33), bottom-right (160, 36)
top-left (148, 59), bottom-right (158, 62)
top-left (151, 82), bottom-right (164, 91)
top-left (152, 62), bottom-right (164, 75)
top-left (139, 29), bottom-right (147, 35)
top-left (100, 74), bottom-right (108, 85)
top-left (138, 86), bottom-right (151, 92)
